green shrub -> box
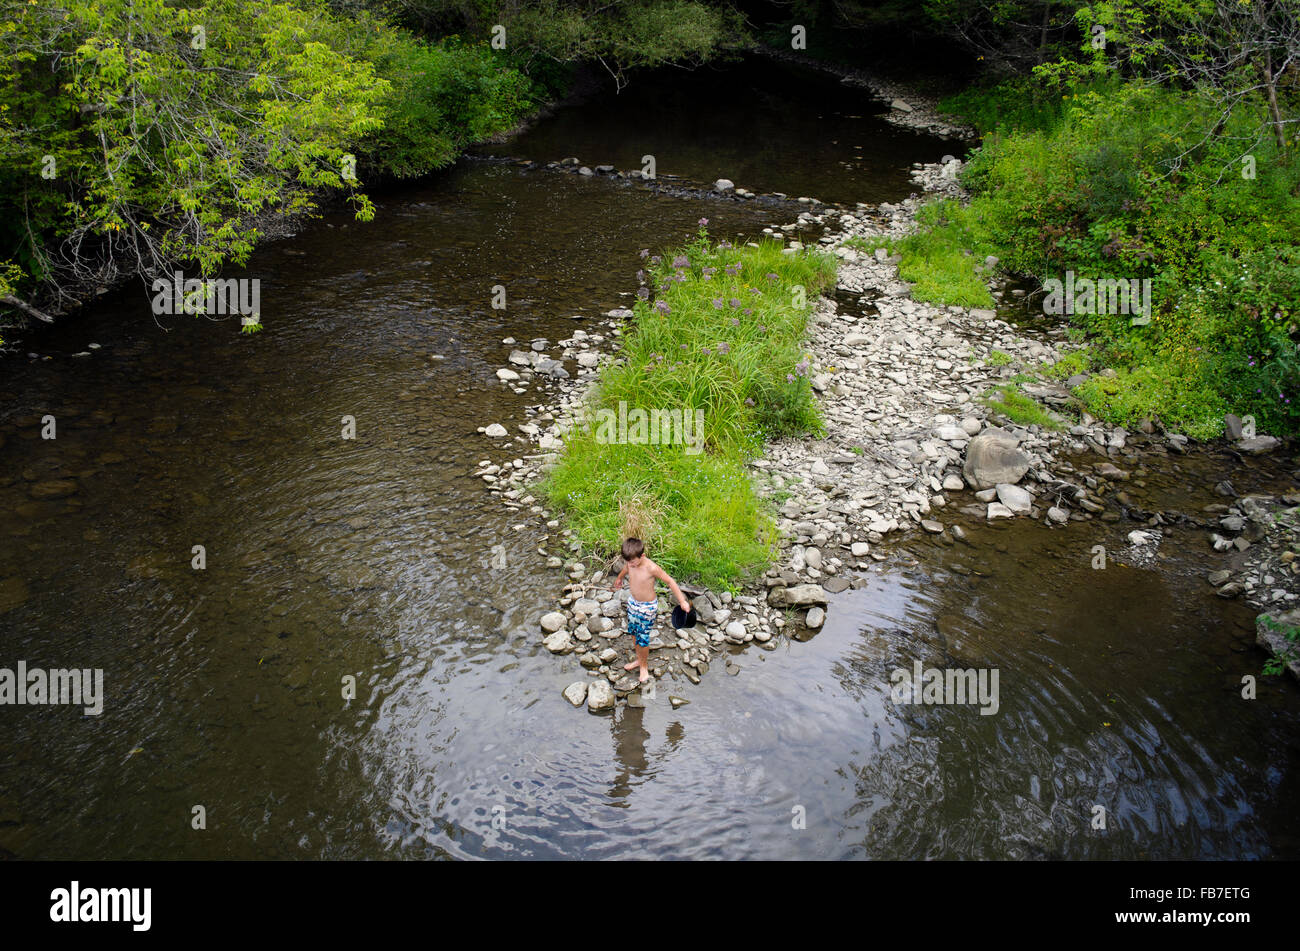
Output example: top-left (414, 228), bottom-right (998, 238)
top-left (906, 77), bottom-right (1300, 438)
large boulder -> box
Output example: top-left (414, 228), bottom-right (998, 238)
top-left (962, 426), bottom-right (1031, 489)
top-left (562, 682), bottom-right (587, 707)
top-left (768, 584), bottom-right (829, 608)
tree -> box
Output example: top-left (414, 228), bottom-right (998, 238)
top-left (0, 0), bottom-right (387, 317)
top-left (1077, 0), bottom-right (1298, 154)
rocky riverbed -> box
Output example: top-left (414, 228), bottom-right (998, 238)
top-left (473, 154), bottom-right (1300, 710)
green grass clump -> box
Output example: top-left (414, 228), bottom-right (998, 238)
top-left (981, 384), bottom-right (1063, 430)
top-left (541, 228), bottom-right (836, 589)
top-left (881, 201), bottom-right (996, 310)
top-left (1073, 362), bottom-right (1226, 441)
top-left (842, 236), bottom-right (886, 254)
top-left (1043, 348), bottom-right (1094, 381)
top-left (987, 349), bottom-right (1013, 366)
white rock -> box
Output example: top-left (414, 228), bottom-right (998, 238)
top-left (587, 680), bottom-right (615, 711)
top-left (995, 483), bottom-right (1033, 514)
top-left (544, 630), bottom-right (574, 653)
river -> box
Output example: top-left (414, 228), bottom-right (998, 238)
top-left (0, 57), bottom-right (1297, 860)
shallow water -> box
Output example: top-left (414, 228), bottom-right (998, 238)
top-left (1, 58), bottom-right (1297, 860)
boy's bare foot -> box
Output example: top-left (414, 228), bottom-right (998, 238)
top-left (638, 668), bottom-right (650, 684)
top-left (623, 661), bottom-right (640, 672)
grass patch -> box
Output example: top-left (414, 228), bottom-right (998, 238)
top-left (541, 228), bottom-right (836, 589)
top-left (842, 235), bottom-right (886, 254)
top-left (987, 349), bottom-right (1013, 367)
top-left (883, 201), bottom-right (996, 310)
top-left (980, 384), bottom-right (1063, 430)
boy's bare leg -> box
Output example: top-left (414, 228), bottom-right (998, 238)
top-left (636, 645), bottom-right (650, 683)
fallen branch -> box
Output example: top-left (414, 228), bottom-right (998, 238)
top-left (1, 293), bottom-right (55, 323)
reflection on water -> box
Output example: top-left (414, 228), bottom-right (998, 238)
top-left (493, 57), bottom-right (967, 205)
top-left (0, 59), bottom-right (1298, 860)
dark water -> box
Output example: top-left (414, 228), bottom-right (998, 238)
top-left (494, 57), bottom-right (966, 205)
top-left (1, 60), bottom-right (1298, 860)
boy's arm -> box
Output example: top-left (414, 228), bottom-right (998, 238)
top-left (612, 563), bottom-right (628, 589)
top-left (654, 563), bottom-right (692, 610)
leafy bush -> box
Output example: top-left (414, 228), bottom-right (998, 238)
top-left (902, 77), bottom-right (1300, 438)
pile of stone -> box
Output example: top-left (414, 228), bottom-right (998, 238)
top-left (539, 568), bottom-right (811, 713)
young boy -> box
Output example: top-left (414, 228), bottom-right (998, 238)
top-left (612, 537), bottom-right (692, 684)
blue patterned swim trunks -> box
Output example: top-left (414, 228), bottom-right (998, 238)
top-left (626, 595), bottom-right (657, 648)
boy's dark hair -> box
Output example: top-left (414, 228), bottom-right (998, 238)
top-left (621, 537), bottom-right (645, 561)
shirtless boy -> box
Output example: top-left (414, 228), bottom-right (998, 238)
top-left (612, 537), bottom-right (692, 684)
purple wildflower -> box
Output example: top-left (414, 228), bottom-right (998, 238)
top-left (655, 301), bottom-right (671, 315)
top-left (744, 397), bottom-right (755, 406)
top-left (766, 272), bottom-right (779, 282)
top-left (699, 218), bottom-right (709, 227)
top-left (673, 255), bottom-right (690, 268)
top-left (651, 255), bottom-right (661, 265)
top-left (786, 373), bottom-right (795, 383)
top-left (729, 298), bottom-right (741, 307)
top-left (637, 287), bottom-right (650, 300)
top-left (744, 308), bottom-right (753, 315)
top-left (730, 317), bottom-right (740, 327)
top-left (712, 298), bottom-right (724, 309)
top-left (717, 341), bottom-right (731, 354)
top-left (702, 347), bottom-right (712, 355)
top-left (636, 269), bottom-right (645, 283)
top-left (639, 248), bottom-right (649, 259)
